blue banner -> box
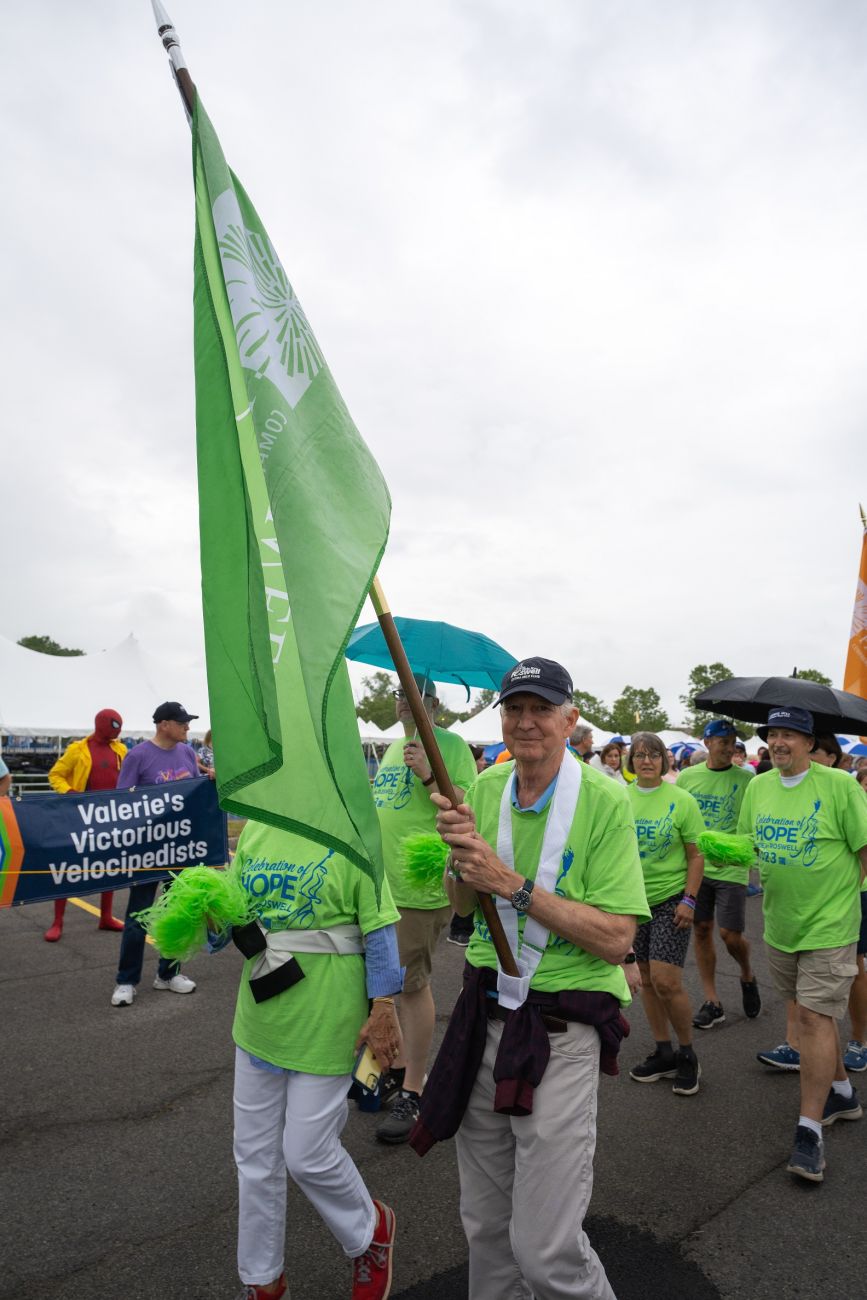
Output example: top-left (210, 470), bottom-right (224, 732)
top-left (0, 778), bottom-right (228, 907)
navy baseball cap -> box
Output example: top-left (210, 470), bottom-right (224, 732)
top-left (495, 657), bottom-right (573, 706)
top-left (703, 719), bottom-right (737, 740)
top-left (757, 706), bottom-right (815, 741)
top-left (153, 701), bottom-right (199, 724)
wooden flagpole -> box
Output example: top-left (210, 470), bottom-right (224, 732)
top-left (369, 580), bottom-right (518, 974)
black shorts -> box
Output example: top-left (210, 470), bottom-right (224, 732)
top-left (633, 896), bottom-right (691, 969)
top-left (694, 877), bottom-right (746, 932)
top-left (859, 890), bottom-right (867, 957)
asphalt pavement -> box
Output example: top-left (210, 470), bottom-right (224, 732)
top-left (1, 891), bottom-right (864, 1300)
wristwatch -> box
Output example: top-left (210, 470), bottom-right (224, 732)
top-left (510, 878), bottom-right (535, 913)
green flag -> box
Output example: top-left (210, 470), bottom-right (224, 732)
top-left (192, 98), bottom-right (390, 891)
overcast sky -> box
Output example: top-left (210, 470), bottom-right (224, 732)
top-left (3, 0), bottom-right (865, 726)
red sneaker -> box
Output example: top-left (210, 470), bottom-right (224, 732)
top-left (352, 1200), bottom-right (396, 1300)
top-left (44, 923), bottom-right (63, 943)
top-left (238, 1276), bottom-right (287, 1300)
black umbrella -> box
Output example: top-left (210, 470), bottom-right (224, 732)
top-left (694, 676), bottom-right (867, 736)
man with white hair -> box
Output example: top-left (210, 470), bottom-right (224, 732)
top-left (414, 657), bottom-right (649, 1300)
top-left (569, 722), bottom-right (594, 761)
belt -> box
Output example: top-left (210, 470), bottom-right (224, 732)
top-left (487, 1000), bottom-right (567, 1035)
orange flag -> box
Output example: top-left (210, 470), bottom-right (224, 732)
top-left (843, 506), bottom-right (867, 741)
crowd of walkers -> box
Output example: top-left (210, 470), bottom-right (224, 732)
top-left (21, 666), bottom-right (867, 1299)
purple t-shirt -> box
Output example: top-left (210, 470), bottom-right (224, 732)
top-left (117, 741), bottom-right (199, 789)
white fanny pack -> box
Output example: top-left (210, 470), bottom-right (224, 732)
top-left (494, 748), bottom-right (581, 1010)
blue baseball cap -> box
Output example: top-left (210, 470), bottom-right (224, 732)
top-left (757, 706), bottom-right (815, 741)
top-left (703, 719), bottom-right (737, 740)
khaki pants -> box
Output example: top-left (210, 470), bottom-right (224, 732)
top-left (456, 1018), bottom-right (617, 1300)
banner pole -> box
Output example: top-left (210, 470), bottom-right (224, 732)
top-left (152, 1), bottom-right (197, 117)
top-left (370, 578), bottom-right (519, 976)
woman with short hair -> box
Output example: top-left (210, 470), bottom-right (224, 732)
top-left (625, 732), bottom-right (706, 1096)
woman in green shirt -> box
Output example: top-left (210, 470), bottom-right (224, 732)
top-left (625, 732), bottom-right (706, 1096)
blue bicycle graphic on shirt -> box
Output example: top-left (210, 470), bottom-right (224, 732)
top-left (758, 802), bottom-right (820, 869)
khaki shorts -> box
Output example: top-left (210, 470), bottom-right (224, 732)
top-left (766, 943), bottom-right (858, 1019)
top-left (397, 904), bottom-right (452, 993)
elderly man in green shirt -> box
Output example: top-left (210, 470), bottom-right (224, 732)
top-left (422, 658), bottom-right (649, 1300)
top-left (738, 706), bottom-right (867, 1183)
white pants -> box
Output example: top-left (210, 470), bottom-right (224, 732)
top-left (456, 1019), bottom-right (617, 1300)
top-left (233, 1048), bottom-right (375, 1286)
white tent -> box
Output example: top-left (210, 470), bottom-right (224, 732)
top-left (376, 720), bottom-right (407, 742)
top-left (655, 729), bottom-right (701, 749)
top-left (452, 708), bottom-right (610, 747)
top-left (451, 705), bottom-right (502, 744)
top-left (357, 717), bottom-right (386, 741)
top-left (0, 633), bottom-right (209, 737)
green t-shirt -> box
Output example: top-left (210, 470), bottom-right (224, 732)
top-left (463, 761), bottom-right (650, 1006)
top-left (676, 762), bottom-right (755, 883)
top-left (373, 725), bottom-right (478, 909)
top-left (737, 763), bottom-right (867, 953)
top-left (230, 820), bottom-right (400, 1074)
top-left (627, 782), bottom-right (706, 907)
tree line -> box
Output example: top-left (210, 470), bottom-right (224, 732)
top-left (355, 661), bottom-right (832, 737)
top-left (16, 637), bottom-right (833, 741)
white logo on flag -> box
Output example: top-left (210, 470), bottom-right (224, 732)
top-left (852, 578), bottom-right (867, 637)
top-left (212, 189), bottom-right (324, 409)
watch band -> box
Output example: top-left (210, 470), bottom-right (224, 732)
top-left (510, 877), bottom-right (535, 913)
top-left (422, 775), bottom-right (435, 787)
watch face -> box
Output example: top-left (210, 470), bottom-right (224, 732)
top-left (511, 888), bottom-right (532, 911)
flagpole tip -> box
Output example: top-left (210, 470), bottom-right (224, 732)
top-left (151, 0), bottom-right (173, 29)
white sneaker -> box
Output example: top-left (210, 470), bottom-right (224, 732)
top-left (153, 973), bottom-right (197, 994)
top-left (111, 983), bottom-right (136, 1007)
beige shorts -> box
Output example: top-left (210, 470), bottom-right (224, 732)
top-left (766, 942), bottom-right (858, 1019)
top-left (397, 904), bottom-right (452, 993)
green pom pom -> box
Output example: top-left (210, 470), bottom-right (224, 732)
top-left (697, 831), bottom-right (755, 867)
top-left (399, 833), bottom-right (450, 890)
top-left (134, 867), bottom-right (253, 960)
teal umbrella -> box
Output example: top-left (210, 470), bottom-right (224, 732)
top-left (346, 617), bottom-right (517, 698)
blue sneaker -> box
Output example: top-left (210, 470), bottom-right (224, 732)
top-left (746, 882), bottom-right (764, 897)
top-left (786, 1125), bottom-right (824, 1182)
top-left (821, 1086), bottom-right (862, 1126)
top-left (756, 1042), bottom-right (800, 1071)
top-left (844, 1040), bottom-right (867, 1072)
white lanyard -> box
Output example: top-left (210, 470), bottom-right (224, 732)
top-left (494, 748), bottom-right (581, 1009)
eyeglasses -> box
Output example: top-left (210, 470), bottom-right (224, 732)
top-left (392, 690), bottom-right (432, 701)
top-left (632, 751), bottom-right (662, 762)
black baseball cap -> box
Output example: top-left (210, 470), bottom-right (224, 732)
top-left (495, 657), bottom-right (574, 706)
top-left (153, 701), bottom-right (199, 724)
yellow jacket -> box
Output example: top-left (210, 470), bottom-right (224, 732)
top-left (49, 738), bottom-right (127, 794)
